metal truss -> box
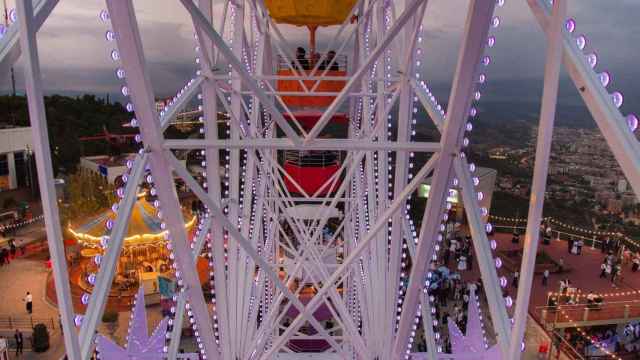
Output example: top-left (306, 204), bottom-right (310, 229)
top-left (8, 0), bottom-right (640, 359)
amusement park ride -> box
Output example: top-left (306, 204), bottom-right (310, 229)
top-left (3, 0), bottom-right (640, 359)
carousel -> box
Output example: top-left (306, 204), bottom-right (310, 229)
top-left (66, 192), bottom-right (198, 298)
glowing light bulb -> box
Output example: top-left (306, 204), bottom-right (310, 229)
top-left (565, 19), bottom-right (576, 33)
top-left (576, 35), bottom-right (586, 51)
top-left (611, 92), bottom-right (623, 108)
top-left (627, 114), bottom-right (638, 132)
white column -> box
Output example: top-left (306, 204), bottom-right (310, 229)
top-left (15, 0), bottom-right (81, 358)
top-left (6, 152), bottom-right (16, 190)
top-left (508, 0), bottom-right (566, 358)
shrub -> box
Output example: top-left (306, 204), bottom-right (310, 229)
top-left (32, 323), bottom-right (50, 352)
top-left (101, 311), bottom-right (118, 323)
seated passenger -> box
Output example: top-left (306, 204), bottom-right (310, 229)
top-left (319, 50), bottom-right (339, 71)
top-left (292, 47), bottom-right (310, 70)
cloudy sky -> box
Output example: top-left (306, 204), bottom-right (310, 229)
top-left (1, 0), bottom-right (639, 111)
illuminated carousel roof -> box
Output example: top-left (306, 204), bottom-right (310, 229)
top-left (68, 198), bottom-right (196, 248)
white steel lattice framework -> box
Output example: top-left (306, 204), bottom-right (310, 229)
top-left (7, 0), bottom-right (640, 359)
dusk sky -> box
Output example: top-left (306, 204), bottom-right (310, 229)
top-left (1, 0), bottom-right (638, 113)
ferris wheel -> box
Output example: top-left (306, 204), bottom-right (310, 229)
top-left (5, 0), bottom-right (640, 359)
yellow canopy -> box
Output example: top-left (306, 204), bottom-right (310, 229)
top-left (264, 0), bottom-right (358, 27)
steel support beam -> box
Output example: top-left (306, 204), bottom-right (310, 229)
top-left (454, 157), bottom-right (512, 355)
top-left (528, 0), bottom-right (640, 199)
top-left (78, 154), bottom-right (147, 358)
top-left (164, 138), bottom-right (440, 152)
top-left (304, 0), bottom-right (426, 143)
top-left (0, 0), bottom-right (58, 79)
top-left (508, 1), bottom-right (566, 357)
top-left (105, 2), bottom-right (220, 359)
top-left (392, 1), bottom-right (497, 358)
top-left (15, 0), bottom-right (80, 359)
top-left (180, 0), bottom-right (303, 145)
top-left (167, 215), bottom-right (214, 360)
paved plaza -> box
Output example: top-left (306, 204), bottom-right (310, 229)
top-left (0, 222), bottom-right (636, 358)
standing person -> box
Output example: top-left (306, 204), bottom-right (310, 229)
top-left (601, 237), bottom-right (609, 253)
top-left (557, 257), bottom-right (564, 273)
top-left (14, 329), bottom-right (23, 355)
top-left (605, 263), bottom-right (613, 281)
top-left (632, 254), bottom-right (640, 272)
top-left (544, 225), bottom-right (552, 245)
top-left (23, 292), bottom-right (32, 314)
top-left (600, 261), bottom-right (608, 278)
top-left (512, 271), bottom-right (519, 288)
top-left (577, 240), bottom-right (584, 255)
top-left (443, 246), bottom-right (451, 266)
top-left (612, 263), bottom-right (622, 285)
top-left (512, 231), bottom-right (520, 244)
top-left (571, 240), bottom-right (578, 255)
top-left (542, 269), bottom-right (549, 286)
top-left (567, 237), bottom-right (574, 254)
top-left (9, 239), bottom-right (16, 259)
top-left (457, 255), bottom-right (467, 272)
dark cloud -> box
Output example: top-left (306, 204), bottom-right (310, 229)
top-left (0, 0), bottom-right (637, 109)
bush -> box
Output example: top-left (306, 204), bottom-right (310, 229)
top-left (32, 323), bottom-right (50, 352)
top-left (101, 311), bottom-right (118, 323)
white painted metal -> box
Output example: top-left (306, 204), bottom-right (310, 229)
top-left (528, 0), bottom-right (640, 198)
top-left (78, 154), bottom-right (147, 359)
top-left (105, 2), bottom-right (221, 359)
top-left (15, 1), bottom-right (81, 359)
top-left (0, 0), bottom-right (57, 80)
top-left (393, 2), bottom-right (497, 358)
top-left (164, 138), bottom-right (440, 152)
top-left (10, 0), bottom-right (640, 359)
top-left (508, 0), bottom-right (566, 357)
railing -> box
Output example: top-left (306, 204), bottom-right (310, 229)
top-left (493, 224), bottom-right (607, 250)
top-left (284, 150), bottom-right (341, 167)
top-left (278, 54), bottom-right (348, 72)
top-left (0, 316), bottom-right (56, 330)
top-left (549, 330), bottom-right (586, 360)
top-left (491, 216), bottom-right (639, 252)
top-left (537, 300), bottom-right (640, 327)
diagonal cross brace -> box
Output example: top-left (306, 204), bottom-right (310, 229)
top-left (392, 1), bottom-right (498, 358)
top-left (181, 0), bottom-right (303, 146)
top-left (0, 0), bottom-right (58, 80)
top-left (16, 1), bottom-right (79, 358)
top-left (106, 1), bottom-right (221, 359)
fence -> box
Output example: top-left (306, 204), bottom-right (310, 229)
top-left (0, 316), bottom-right (56, 331)
top-left (491, 216), bottom-right (640, 252)
top-left (493, 224), bottom-right (619, 251)
top-left (537, 300), bottom-right (640, 328)
top-left (284, 150), bottom-right (342, 167)
top-left (277, 54), bottom-right (348, 72)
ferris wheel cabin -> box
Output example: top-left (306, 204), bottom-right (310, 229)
top-left (266, 0), bottom-right (356, 196)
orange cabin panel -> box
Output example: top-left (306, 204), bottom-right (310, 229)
top-left (277, 69), bottom-right (347, 108)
